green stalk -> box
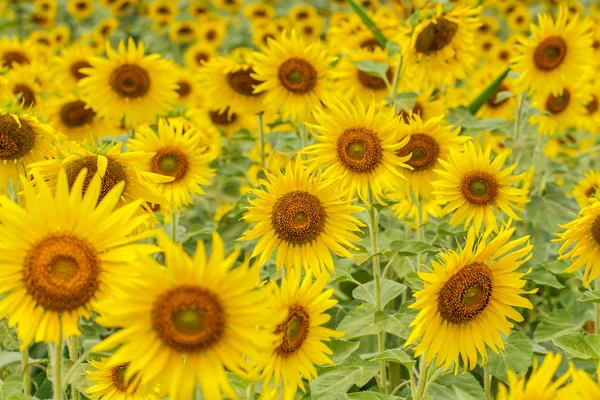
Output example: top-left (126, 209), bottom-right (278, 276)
top-left (595, 278), bottom-right (600, 335)
top-left (69, 337), bottom-right (79, 400)
top-left (467, 68), bottom-right (510, 115)
top-left (415, 359), bottom-right (430, 399)
top-left (51, 329), bottom-right (64, 400)
top-left (348, 0), bottom-right (388, 47)
top-left (484, 366), bottom-right (491, 399)
top-left (22, 347), bottom-right (30, 396)
top-left (389, 54), bottom-right (403, 102)
top-left (367, 195), bottom-right (388, 394)
top-left (256, 112), bottom-right (266, 170)
top-left (246, 381), bottom-right (255, 400)
top-left (170, 209), bottom-right (179, 242)
top-left (416, 199), bottom-right (424, 270)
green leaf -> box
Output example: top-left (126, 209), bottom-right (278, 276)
top-left (353, 279), bottom-right (407, 307)
top-left (386, 41), bottom-right (401, 57)
top-left (533, 309), bottom-right (580, 342)
top-left (466, 68), bottom-right (510, 115)
top-left (445, 107), bottom-right (507, 131)
top-left (347, 0), bottom-right (388, 47)
top-left (351, 61), bottom-right (390, 86)
top-left (577, 290), bottom-right (600, 303)
top-left (552, 333), bottom-right (600, 362)
top-left (310, 355), bottom-right (380, 400)
top-left (486, 332), bottom-right (533, 383)
top-left (369, 348), bottom-right (416, 370)
top-left (328, 340), bottom-right (361, 365)
top-left (346, 392), bottom-right (405, 399)
top-left (527, 268), bottom-right (564, 289)
top-left (331, 260), bottom-right (356, 284)
top-left (494, 91), bottom-right (514, 103)
top-left (338, 304), bottom-right (379, 339)
top-left (374, 310), bottom-right (411, 339)
top-left (390, 241), bottom-right (439, 257)
top-left (0, 377), bottom-right (24, 400)
top-left (0, 352), bottom-right (23, 369)
top-left (388, 92), bottom-right (418, 112)
top-left (428, 373), bottom-right (485, 400)
top-left (436, 223), bottom-right (466, 237)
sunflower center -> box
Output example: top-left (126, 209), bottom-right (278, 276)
top-left (360, 38), bottom-right (382, 51)
top-left (2, 51), bottom-right (30, 68)
top-left (591, 216), bottom-right (600, 246)
top-left (533, 36), bottom-right (567, 71)
top-left (64, 155), bottom-right (127, 202)
top-left (336, 127), bottom-right (382, 173)
top-left (415, 17), bottom-right (459, 55)
top-left (396, 133), bottom-right (440, 171)
top-left (176, 81), bottom-right (191, 97)
top-left (209, 108), bottom-right (237, 126)
top-left (109, 64), bottom-right (150, 98)
top-left (60, 100), bottom-right (96, 127)
top-left (438, 262), bottom-right (493, 324)
top-left (278, 57), bottom-right (317, 94)
top-left (276, 305), bottom-right (310, 355)
top-left (461, 172), bottom-right (498, 205)
top-left (0, 114), bottom-right (36, 160)
top-left (13, 84), bottom-right (36, 107)
top-left (23, 232), bottom-right (100, 312)
top-left (151, 148), bottom-right (188, 181)
top-left (585, 186), bottom-right (598, 198)
top-left (151, 285), bottom-right (225, 353)
top-left (271, 190), bottom-right (326, 245)
top-left (111, 363), bottom-right (139, 393)
top-left (487, 84), bottom-right (509, 108)
top-left (545, 90), bottom-right (571, 115)
top-left (398, 101), bottom-right (424, 123)
top-left (227, 68), bottom-right (262, 96)
top-left (357, 68), bottom-right (392, 90)
top-left (586, 95), bottom-right (599, 115)
top-left (194, 52), bottom-right (209, 65)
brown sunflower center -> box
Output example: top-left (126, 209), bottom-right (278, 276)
top-left (60, 100), bottom-right (96, 127)
top-left (461, 172), bottom-right (498, 205)
top-left (111, 363), bottom-right (139, 393)
top-left (357, 68), bottom-right (393, 90)
top-left (534, 36), bottom-right (567, 71)
top-left (109, 64), bottom-right (150, 98)
top-left (360, 38), bottom-right (382, 51)
top-left (336, 127), bottom-right (382, 173)
top-left (151, 285), bottom-right (225, 353)
top-left (226, 68), bottom-right (262, 96)
top-left (415, 17), bottom-right (459, 55)
top-left (271, 190), bottom-right (326, 245)
top-left (13, 84), bottom-right (36, 107)
top-left (23, 232), bottom-right (100, 312)
top-left (64, 155), bottom-right (127, 202)
top-left (438, 262), bottom-right (493, 324)
top-left (151, 147), bottom-right (188, 181)
top-left (396, 134), bottom-right (440, 171)
top-left (177, 26), bottom-right (193, 35)
top-left (194, 52), bottom-right (209, 65)
top-left (545, 89), bottom-right (571, 115)
top-left (586, 95), bottom-right (598, 115)
top-left (209, 108), bottom-right (237, 126)
top-left (276, 305), bottom-right (310, 355)
top-left (398, 101), bottom-right (424, 123)
top-left (487, 84), bottom-right (510, 108)
top-left (176, 80), bottom-right (191, 98)
top-left (278, 57), bottom-right (317, 94)
top-left (591, 215), bottom-right (600, 246)
top-left (585, 185), bottom-right (598, 198)
top-left (2, 51), bottom-right (30, 68)
top-left (0, 114), bottom-right (36, 160)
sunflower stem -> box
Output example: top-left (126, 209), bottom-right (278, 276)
top-left (416, 198), bottom-right (425, 270)
top-left (389, 54), bottom-right (403, 103)
top-left (22, 347), bottom-right (30, 396)
top-left (170, 209), bottom-right (179, 242)
top-left (408, 364), bottom-right (417, 399)
top-left (415, 359), bottom-right (430, 399)
top-left (246, 381), bottom-right (255, 400)
top-left (595, 278), bottom-right (600, 335)
top-left (256, 111), bottom-right (266, 170)
top-left (483, 365), bottom-right (492, 399)
top-left (51, 330), bottom-right (64, 400)
top-left (533, 134), bottom-right (547, 196)
top-left (69, 337), bottom-right (79, 400)
top-left (367, 193), bottom-right (388, 394)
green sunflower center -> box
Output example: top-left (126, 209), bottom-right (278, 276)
top-left (152, 285), bottom-right (225, 353)
top-left (23, 232), bottom-right (100, 312)
top-left (271, 190), bottom-right (327, 245)
top-left (109, 64), bottom-right (150, 99)
top-left (151, 148), bottom-right (188, 181)
top-left (438, 262), bottom-right (493, 324)
top-left (276, 305), bottom-right (310, 355)
top-left (59, 100), bottom-right (96, 127)
top-left (545, 89), bottom-right (571, 115)
top-left (65, 155), bottom-right (127, 202)
top-left (461, 172), bottom-right (498, 205)
top-left (533, 36), bottom-right (567, 71)
top-left (396, 133), bottom-right (440, 172)
top-left (0, 114), bottom-right (36, 160)
top-left (415, 17), bottom-right (459, 55)
top-left (337, 127), bottom-right (383, 173)
top-left (278, 57), bottom-right (317, 94)
top-left (227, 68), bottom-right (262, 96)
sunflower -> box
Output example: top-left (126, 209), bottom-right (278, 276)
top-left (172, 66), bottom-right (202, 108)
top-left (86, 358), bottom-right (159, 400)
top-left (258, 270), bottom-right (343, 400)
top-left (93, 232), bottom-right (269, 400)
top-left (5, 64), bottom-right (40, 108)
top-left (188, 0), bottom-right (212, 20)
top-left (51, 44), bottom-right (96, 94)
top-left (511, 5), bottom-right (593, 95)
top-left (0, 110), bottom-right (63, 189)
top-left (529, 82), bottom-right (590, 136)
top-left (252, 30), bottom-right (335, 121)
top-left (0, 77), bottom-right (15, 106)
top-left (128, 118), bottom-right (216, 210)
top-left (432, 143), bottom-right (528, 232)
top-left (50, 25), bottom-right (71, 48)
top-left (183, 41), bottom-right (217, 69)
top-left (395, 114), bottom-right (467, 201)
top-left (488, 42), bottom-right (518, 70)
top-left (0, 37), bottom-right (36, 69)
top-left (403, 5), bottom-right (481, 89)
top-left (0, 168), bottom-right (157, 350)
top-left (41, 94), bottom-right (120, 143)
top-left (470, 68), bottom-right (518, 120)
top-left (79, 37), bottom-right (179, 128)
top-left (169, 21), bottom-right (199, 44)
top-left (27, 142), bottom-right (171, 209)
top-left (289, 5), bottom-right (318, 22)
top-left (78, 32), bottom-right (105, 55)
top-left (198, 18), bottom-right (227, 47)
top-left (251, 21), bottom-right (282, 48)
top-left (244, 4), bottom-right (276, 21)
top-left (239, 159), bottom-right (364, 275)
top-left (213, 0), bottom-right (242, 12)
top-left (199, 55), bottom-right (265, 115)
top-left (405, 225), bottom-right (534, 372)
top-left (556, 200), bottom-right (600, 286)
top-left (190, 106), bottom-right (256, 137)
top-left (579, 79), bottom-right (600, 134)
top-left (388, 192), bottom-right (443, 225)
top-left (497, 353), bottom-right (569, 400)
top-left (303, 96), bottom-right (411, 205)
top-left (179, 113), bottom-right (222, 157)
top-left (146, 0), bottom-right (178, 24)
top-left (96, 18), bottom-right (119, 39)
top-left (572, 170), bottom-right (600, 207)
top-left (334, 48), bottom-right (396, 105)
top-left (295, 18), bottom-right (325, 43)
top-left (507, 5), bottom-right (532, 33)
top-left (556, 365), bottom-right (600, 400)
top-left (67, 0), bottom-right (94, 19)
top-left (395, 90), bottom-right (447, 123)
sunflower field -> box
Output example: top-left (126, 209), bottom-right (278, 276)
top-left (1, 0), bottom-right (600, 399)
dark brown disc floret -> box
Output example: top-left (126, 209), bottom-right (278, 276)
top-left (278, 57), bottom-right (317, 94)
top-left (271, 190), bottom-right (326, 245)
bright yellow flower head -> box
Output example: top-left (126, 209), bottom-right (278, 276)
top-left (86, 358), bottom-right (160, 400)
